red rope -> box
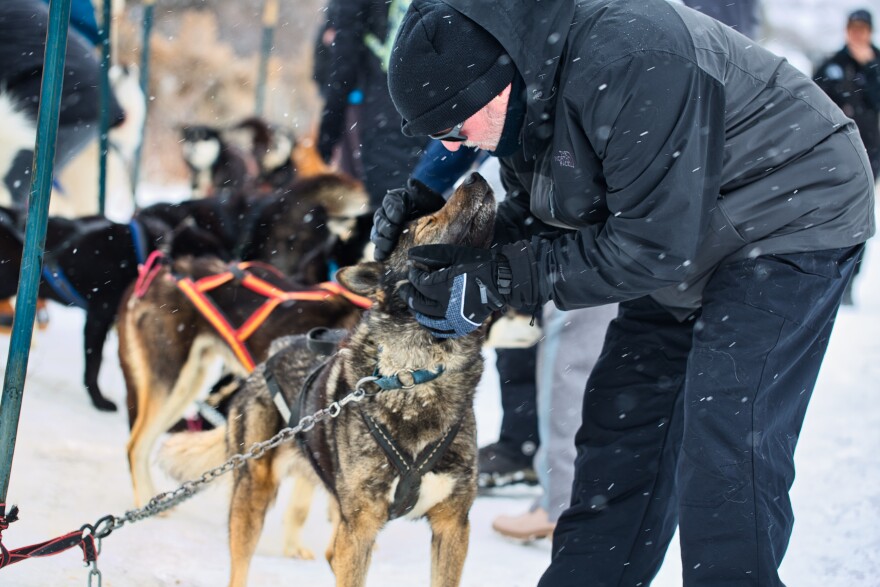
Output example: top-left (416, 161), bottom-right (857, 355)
top-left (0, 505), bottom-right (97, 570)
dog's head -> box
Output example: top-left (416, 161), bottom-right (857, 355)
top-left (180, 125), bottom-right (223, 170)
top-left (337, 172), bottom-right (496, 309)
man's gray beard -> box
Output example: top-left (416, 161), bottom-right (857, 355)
top-left (464, 109), bottom-right (506, 152)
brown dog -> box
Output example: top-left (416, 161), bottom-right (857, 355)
top-left (159, 172), bottom-right (497, 587)
top-left (118, 255), bottom-right (368, 510)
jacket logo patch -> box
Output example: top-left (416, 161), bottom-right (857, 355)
top-left (554, 150), bottom-right (575, 168)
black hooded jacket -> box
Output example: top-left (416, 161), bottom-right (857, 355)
top-left (814, 44), bottom-right (880, 177)
top-left (441, 0), bottom-right (875, 317)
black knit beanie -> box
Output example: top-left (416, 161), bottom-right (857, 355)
top-left (388, 0), bottom-right (516, 137)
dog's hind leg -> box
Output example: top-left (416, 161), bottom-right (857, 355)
top-left (427, 506), bottom-right (471, 587)
top-left (282, 475), bottom-right (316, 560)
top-left (83, 308), bottom-right (117, 412)
top-left (127, 336), bottom-right (218, 506)
top-left (329, 506), bottom-right (384, 587)
top-left (228, 457), bottom-right (279, 587)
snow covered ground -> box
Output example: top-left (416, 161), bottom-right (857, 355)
top-left (1, 206), bottom-right (879, 586)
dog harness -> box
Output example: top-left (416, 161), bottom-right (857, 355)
top-left (265, 335), bottom-right (458, 520)
top-left (134, 252), bottom-right (371, 372)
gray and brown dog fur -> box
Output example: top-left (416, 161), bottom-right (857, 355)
top-left (160, 172), bottom-right (497, 587)
top-left (118, 255), bottom-right (365, 512)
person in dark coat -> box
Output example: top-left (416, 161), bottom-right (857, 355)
top-left (315, 0), bottom-right (427, 209)
top-left (372, 0), bottom-right (875, 585)
top-left (814, 8), bottom-right (880, 181)
top-left (0, 0), bottom-right (124, 208)
top-left (813, 8), bottom-right (879, 305)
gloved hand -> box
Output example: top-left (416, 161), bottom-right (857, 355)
top-left (371, 179), bottom-right (447, 262)
top-left (399, 245), bottom-right (513, 338)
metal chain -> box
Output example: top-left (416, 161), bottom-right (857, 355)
top-left (86, 382), bottom-right (375, 541)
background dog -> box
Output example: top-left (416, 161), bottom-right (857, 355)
top-left (120, 254), bottom-right (368, 508)
top-left (160, 172), bottom-right (497, 587)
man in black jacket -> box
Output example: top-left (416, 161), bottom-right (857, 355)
top-left (813, 9), bottom-right (879, 306)
top-left (815, 9), bottom-right (880, 181)
top-left (372, 0), bottom-right (875, 585)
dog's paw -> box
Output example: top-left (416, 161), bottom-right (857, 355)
top-left (283, 543), bottom-right (315, 560)
top-left (92, 396), bottom-right (118, 412)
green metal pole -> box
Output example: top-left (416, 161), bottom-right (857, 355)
top-left (0, 0), bottom-right (73, 510)
top-left (97, 0), bottom-right (112, 215)
top-left (255, 0), bottom-right (279, 116)
top-left (130, 0), bottom-right (155, 210)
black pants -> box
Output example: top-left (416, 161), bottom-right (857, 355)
top-left (495, 346), bottom-right (539, 461)
top-left (539, 246), bottom-right (862, 587)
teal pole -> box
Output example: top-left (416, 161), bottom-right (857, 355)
top-left (97, 0), bottom-right (112, 215)
top-left (255, 0), bottom-right (279, 116)
top-left (130, 0), bottom-right (155, 209)
top-left (0, 0), bottom-right (73, 509)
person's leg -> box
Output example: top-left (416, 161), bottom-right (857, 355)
top-left (678, 245), bottom-right (861, 586)
top-left (536, 303), bottom-right (618, 521)
top-left (539, 296), bottom-right (694, 587)
top-left (479, 345), bottom-right (540, 489)
top-left (493, 303), bottom-right (616, 540)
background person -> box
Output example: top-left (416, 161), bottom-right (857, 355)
top-left (813, 8), bottom-right (879, 305)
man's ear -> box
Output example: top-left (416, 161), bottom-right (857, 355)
top-left (336, 262), bottom-right (382, 297)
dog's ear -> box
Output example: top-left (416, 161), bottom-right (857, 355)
top-left (336, 262), bottom-right (382, 297)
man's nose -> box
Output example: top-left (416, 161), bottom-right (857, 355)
top-left (441, 140), bottom-right (462, 152)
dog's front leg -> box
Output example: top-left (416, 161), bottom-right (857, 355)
top-left (427, 505), bottom-right (471, 587)
top-left (330, 506), bottom-right (384, 587)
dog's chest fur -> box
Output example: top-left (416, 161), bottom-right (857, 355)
top-left (259, 314), bottom-right (482, 519)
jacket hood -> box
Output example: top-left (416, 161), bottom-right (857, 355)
top-left (443, 0), bottom-right (575, 153)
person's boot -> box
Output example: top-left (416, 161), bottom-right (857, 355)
top-left (492, 507), bottom-right (556, 541)
top-left (477, 441), bottom-right (538, 489)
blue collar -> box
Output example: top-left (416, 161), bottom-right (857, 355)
top-left (370, 365), bottom-right (445, 391)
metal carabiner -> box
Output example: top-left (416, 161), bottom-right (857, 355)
top-left (355, 375), bottom-right (379, 392)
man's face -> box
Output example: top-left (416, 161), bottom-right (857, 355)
top-left (846, 21), bottom-right (873, 47)
top-left (439, 84), bottom-right (512, 153)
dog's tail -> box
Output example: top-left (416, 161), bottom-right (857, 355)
top-left (158, 427), bottom-right (228, 483)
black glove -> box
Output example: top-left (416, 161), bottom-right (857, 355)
top-left (370, 179), bottom-right (446, 262)
top-left (399, 245), bottom-right (512, 338)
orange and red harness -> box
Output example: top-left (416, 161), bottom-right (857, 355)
top-left (134, 251), bottom-right (371, 372)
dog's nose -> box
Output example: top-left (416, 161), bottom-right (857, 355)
top-left (464, 172), bottom-right (480, 186)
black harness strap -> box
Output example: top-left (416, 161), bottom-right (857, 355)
top-left (264, 352), bottom-right (338, 497)
top-left (359, 411), bottom-right (463, 520)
